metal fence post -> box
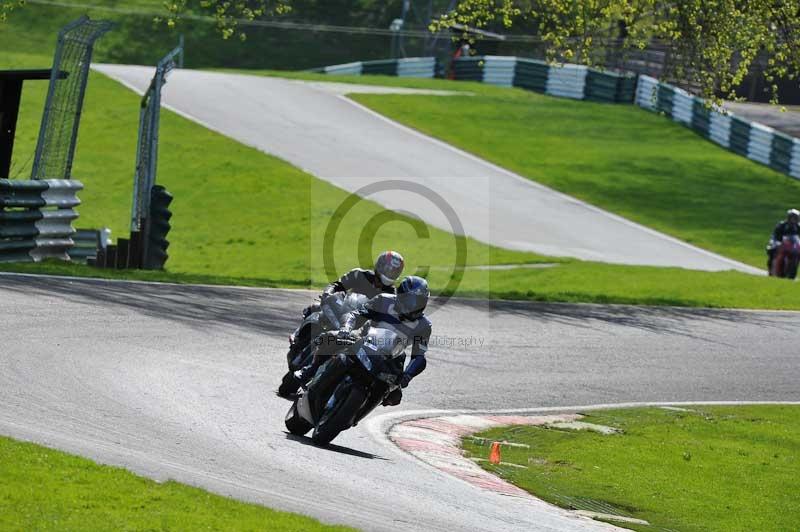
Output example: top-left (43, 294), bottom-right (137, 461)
top-left (130, 44), bottom-right (182, 233)
top-left (130, 44), bottom-right (183, 266)
top-left (31, 16), bottom-right (113, 180)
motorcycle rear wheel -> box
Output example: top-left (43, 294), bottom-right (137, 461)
top-left (311, 387), bottom-right (367, 446)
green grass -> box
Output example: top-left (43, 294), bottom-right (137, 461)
top-left (3, 50), bottom-right (800, 310)
top-left (0, 435), bottom-right (352, 531)
top-left (3, 50), bottom-right (546, 281)
top-left (462, 406), bottom-right (800, 531)
top-left (342, 78), bottom-right (800, 269)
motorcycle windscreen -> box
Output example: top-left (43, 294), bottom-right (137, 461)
top-left (363, 326), bottom-right (406, 357)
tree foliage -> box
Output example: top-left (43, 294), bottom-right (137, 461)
top-left (1, 0), bottom-right (25, 22)
top-left (431, 0), bottom-right (800, 103)
top-left (163, 0), bottom-right (292, 40)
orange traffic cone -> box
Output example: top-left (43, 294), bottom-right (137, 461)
top-left (489, 441), bottom-right (501, 464)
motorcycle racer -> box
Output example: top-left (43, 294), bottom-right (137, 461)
top-left (301, 251), bottom-right (405, 318)
top-left (767, 209), bottom-right (799, 272)
top-left (284, 276), bottom-right (431, 405)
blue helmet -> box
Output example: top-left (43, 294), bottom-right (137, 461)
top-left (395, 276), bottom-right (429, 320)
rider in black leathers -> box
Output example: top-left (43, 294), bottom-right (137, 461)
top-left (301, 251), bottom-right (404, 318)
top-left (286, 276), bottom-right (431, 405)
top-left (279, 252), bottom-right (404, 398)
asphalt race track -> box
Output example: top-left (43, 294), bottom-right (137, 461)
top-left (92, 64), bottom-right (759, 274)
top-left (2, 274), bottom-right (798, 531)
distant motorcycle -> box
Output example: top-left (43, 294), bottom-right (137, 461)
top-left (285, 292), bottom-right (368, 372)
top-left (770, 235), bottom-right (800, 279)
top-left (284, 325), bottom-right (405, 446)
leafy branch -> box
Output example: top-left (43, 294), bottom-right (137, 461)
top-left (431, 0), bottom-right (800, 104)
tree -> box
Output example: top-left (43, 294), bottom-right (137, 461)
top-left (0, 0), bottom-right (24, 22)
top-left (430, 0), bottom-right (800, 103)
top-left (161, 0), bottom-right (292, 40)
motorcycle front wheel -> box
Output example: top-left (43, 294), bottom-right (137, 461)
top-left (311, 386), bottom-right (367, 446)
top-left (787, 256), bottom-right (799, 279)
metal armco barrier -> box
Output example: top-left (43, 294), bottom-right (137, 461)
top-left (314, 55), bottom-right (635, 103)
top-left (482, 56), bottom-right (515, 87)
top-left (0, 178), bottom-right (82, 262)
top-left (312, 57), bottom-right (441, 78)
top-left (315, 55), bottom-right (799, 179)
top-left (585, 68), bottom-right (637, 103)
top-left (635, 75), bottom-right (800, 180)
top-left (69, 228), bottom-right (108, 263)
top-left (452, 56), bottom-right (634, 103)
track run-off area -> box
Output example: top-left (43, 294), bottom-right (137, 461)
top-left (1, 274), bottom-right (798, 531)
top-left (92, 65), bottom-right (759, 273)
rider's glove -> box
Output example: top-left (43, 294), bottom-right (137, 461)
top-left (320, 290), bottom-right (334, 304)
top-left (302, 305), bottom-right (314, 318)
top-left (399, 373), bottom-right (411, 389)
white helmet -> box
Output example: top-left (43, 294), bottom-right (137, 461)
top-left (375, 250), bottom-right (404, 286)
top-left (787, 208), bottom-right (799, 220)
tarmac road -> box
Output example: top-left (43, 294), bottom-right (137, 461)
top-left (92, 65), bottom-right (759, 274)
top-left (1, 274), bottom-right (798, 531)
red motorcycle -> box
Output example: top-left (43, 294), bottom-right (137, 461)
top-left (770, 235), bottom-right (800, 279)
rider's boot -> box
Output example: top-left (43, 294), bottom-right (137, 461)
top-left (277, 363), bottom-right (318, 398)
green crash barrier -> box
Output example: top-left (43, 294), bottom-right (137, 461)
top-left (513, 59), bottom-right (549, 92)
top-left (729, 117), bottom-right (751, 157)
top-left (691, 99), bottom-right (712, 137)
top-left (453, 57), bottom-right (484, 81)
top-left (770, 134), bottom-right (794, 174)
top-left (584, 69), bottom-right (637, 103)
top-left (361, 59), bottom-right (398, 76)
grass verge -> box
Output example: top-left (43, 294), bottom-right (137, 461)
top-left (2, 52), bottom-right (800, 310)
top-left (0, 435), bottom-right (352, 531)
top-left (462, 406), bottom-right (800, 531)
top-left (343, 77), bottom-right (800, 269)
top-left (2, 50), bottom-right (546, 279)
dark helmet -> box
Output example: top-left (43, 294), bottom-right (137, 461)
top-left (375, 250), bottom-right (405, 286)
top-left (395, 276), bottom-right (429, 320)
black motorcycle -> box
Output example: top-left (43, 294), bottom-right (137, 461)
top-left (284, 326), bottom-right (405, 446)
top-left (285, 292), bottom-right (368, 372)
